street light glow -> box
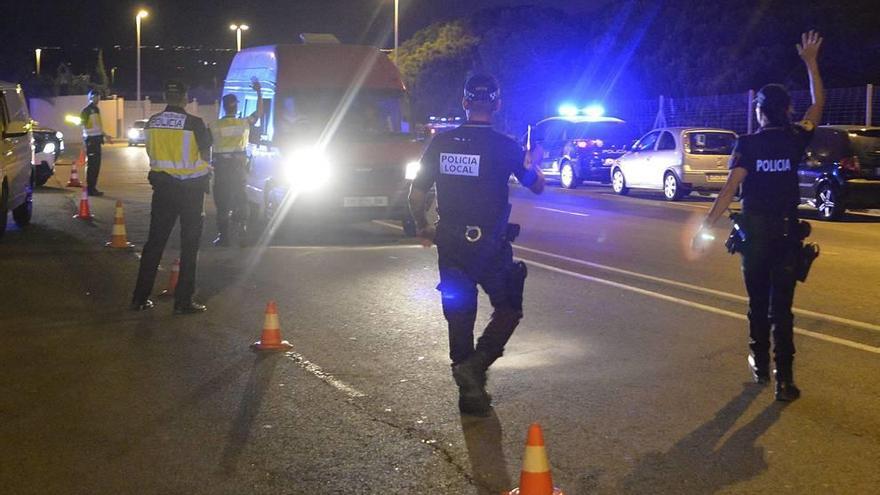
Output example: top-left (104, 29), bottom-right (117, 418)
top-left (137, 10), bottom-right (149, 19)
top-left (230, 22), bottom-right (250, 52)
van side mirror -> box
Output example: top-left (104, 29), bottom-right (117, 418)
top-left (3, 120), bottom-right (30, 138)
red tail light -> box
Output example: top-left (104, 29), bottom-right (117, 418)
top-left (840, 155), bottom-right (861, 173)
top-left (575, 139), bottom-right (604, 149)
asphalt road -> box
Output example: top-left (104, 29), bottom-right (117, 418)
top-left (2, 144), bottom-right (879, 494)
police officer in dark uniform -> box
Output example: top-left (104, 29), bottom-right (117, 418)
top-left (130, 81), bottom-right (213, 314)
top-left (694, 31), bottom-right (824, 401)
top-left (409, 74), bottom-right (545, 416)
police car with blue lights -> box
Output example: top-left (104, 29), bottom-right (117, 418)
top-left (531, 104), bottom-right (637, 188)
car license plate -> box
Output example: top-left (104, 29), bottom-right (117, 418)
top-left (707, 174), bottom-right (727, 182)
top-left (343, 196), bottom-right (388, 207)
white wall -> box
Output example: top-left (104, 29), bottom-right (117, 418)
top-left (122, 99), bottom-right (219, 133)
top-left (28, 95), bottom-right (88, 138)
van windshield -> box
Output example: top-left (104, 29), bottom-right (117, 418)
top-left (274, 91), bottom-right (406, 143)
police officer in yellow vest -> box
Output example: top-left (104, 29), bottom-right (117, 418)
top-left (131, 81), bottom-right (212, 314)
top-left (209, 78), bottom-right (263, 246)
top-left (80, 89), bottom-right (106, 196)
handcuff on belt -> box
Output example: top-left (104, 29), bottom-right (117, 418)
top-left (464, 226), bottom-right (482, 243)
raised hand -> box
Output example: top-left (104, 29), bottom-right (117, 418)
top-left (797, 30), bottom-right (822, 64)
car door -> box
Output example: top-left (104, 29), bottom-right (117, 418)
top-left (650, 131), bottom-right (679, 189)
top-left (0, 88), bottom-right (32, 208)
top-left (620, 130), bottom-right (660, 187)
top-left (536, 120), bottom-right (569, 175)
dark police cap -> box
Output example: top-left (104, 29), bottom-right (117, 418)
top-left (164, 80), bottom-right (188, 96)
top-left (464, 74), bottom-right (500, 102)
top-left (754, 84), bottom-right (791, 110)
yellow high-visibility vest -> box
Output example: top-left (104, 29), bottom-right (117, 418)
top-left (145, 110), bottom-right (210, 179)
top-left (210, 117), bottom-right (250, 154)
top-left (81, 105), bottom-right (103, 139)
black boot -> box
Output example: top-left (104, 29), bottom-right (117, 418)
top-left (452, 354), bottom-right (492, 416)
top-left (774, 360), bottom-right (800, 402)
top-left (748, 353), bottom-right (770, 384)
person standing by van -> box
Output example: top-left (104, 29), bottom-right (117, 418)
top-left (80, 89), bottom-right (106, 196)
top-left (693, 31), bottom-right (824, 401)
top-left (131, 81), bottom-right (212, 314)
top-left (209, 78), bottom-right (263, 246)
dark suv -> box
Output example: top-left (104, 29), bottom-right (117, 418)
top-left (798, 125), bottom-right (880, 220)
top-left (532, 116), bottom-right (636, 188)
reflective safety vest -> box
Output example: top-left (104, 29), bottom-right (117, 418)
top-left (81, 105), bottom-right (103, 139)
top-left (145, 110), bottom-right (211, 179)
top-left (210, 117), bottom-right (250, 154)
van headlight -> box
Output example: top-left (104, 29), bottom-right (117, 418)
top-left (42, 142), bottom-right (56, 154)
top-left (405, 161), bottom-right (421, 180)
top-left (283, 147), bottom-right (332, 190)
top-left (128, 129), bottom-right (140, 139)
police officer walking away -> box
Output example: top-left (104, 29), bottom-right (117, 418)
top-left (409, 74), bottom-right (545, 416)
top-left (131, 81), bottom-right (212, 314)
top-left (209, 78), bottom-right (263, 246)
top-left (694, 31), bottom-right (824, 401)
top-left (81, 89), bottom-right (106, 196)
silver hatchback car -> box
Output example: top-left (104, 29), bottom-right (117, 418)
top-left (611, 127), bottom-right (737, 200)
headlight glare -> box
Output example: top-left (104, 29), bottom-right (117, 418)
top-left (43, 142), bottom-right (56, 154)
top-left (55, 131), bottom-right (64, 140)
top-left (283, 147), bottom-right (332, 191)
top-left (128, 129), bottom-right (139, 139)
top-left (405, 161), bottom-right (421, 180)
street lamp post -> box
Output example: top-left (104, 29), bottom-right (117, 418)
top-left (229, 24), bottom-right (250, 52)
top-left (111, 67), bottom-right (118, 86)
top-left (393, 0), bottom-right (399, 64)
top-left (35, 48), bottom-right (42, 76)
top-left (136, 9), bottom-right (149, 102)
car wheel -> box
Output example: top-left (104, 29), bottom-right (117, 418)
top-left (0, 181), bottom-right (9, 240)
top-left (816, 183), bottom-right (844, 220)
top-left (12, 172), bottom-right (34, 227)
top-left (560, 161), bottom-right (579, 189)
top-left (611, 168), bottom-right (629, 195)
top-left (663, 171), bottom-right (684, 201)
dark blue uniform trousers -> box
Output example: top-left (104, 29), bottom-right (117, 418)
top-left (436, 226), bottom-right (522, 365)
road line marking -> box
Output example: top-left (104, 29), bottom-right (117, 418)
top-left (268, 244), bottom-right (424, 251)
top-left (373, 220), bottom-right (403, 230)
top-left (522, 257), bottom-right (880, 355)
top-left (535, 206), bottom-right (590, 217)
top-left (285, 351), bottom-right (366, 398)
top-left (515, 245), bottom-right (880, 334)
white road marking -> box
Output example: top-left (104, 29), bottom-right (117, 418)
top-left (285, 351), bottom-right (366, 399)
top-left (534, 206), bottom-right (590, 217)
top-left (523, 257), bottom-right (880, 355)
top-left (373, 220), bottom-right (403, 231)
top-left (515, 244), bottom-right (880, 334)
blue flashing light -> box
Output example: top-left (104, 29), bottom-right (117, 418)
top-left (583, 104), bottom-right (605, 118)
top-left (558, 103), bottom-right (579, 117)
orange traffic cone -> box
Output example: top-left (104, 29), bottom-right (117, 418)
top-left (251, 301), bottom-right (293, 351)
top-left (159, 258), bottom-right (180, 297)
top-left (73, 187), bottom-right (93, 220)
top-left (508, 423), bottom-right (564, 495)
top-left (66, 148), bottom-right (84, 187)
top-left (106, 200), bottom-right (135, 248)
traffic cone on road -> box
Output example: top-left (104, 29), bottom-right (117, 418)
top-left (73, 187), bottom-right (93, 220)
top-left (159, 258), bottom-right (180, 297)
top-left (66, 148), bottom-right (84, 187)
top-left (106, 200), bottom-right (135, 248)
top-left (508, 423), bottom-right (564, 495)
top-left (251, 301), bottom-right (293, 351)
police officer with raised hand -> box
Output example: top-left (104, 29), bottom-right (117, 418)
top-left (209, 78), bottom-right (263, 247)
top-left (409, 74), bottom-right (545, 416)
top-left (80, 89), bottom-right (106, 196)
top-left (693, 31), bottom-right (824, 401)
top-left (131, 81), bottom-right (212, 314)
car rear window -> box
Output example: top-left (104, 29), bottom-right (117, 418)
top-left (570, 122), bottom-right (633, 147)
top-left (685, 132), bottom-right (735, 155)
top-left (134, 121), bottom-right (146, 128)
top-left (807, 128), bottom-right (852, 161)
